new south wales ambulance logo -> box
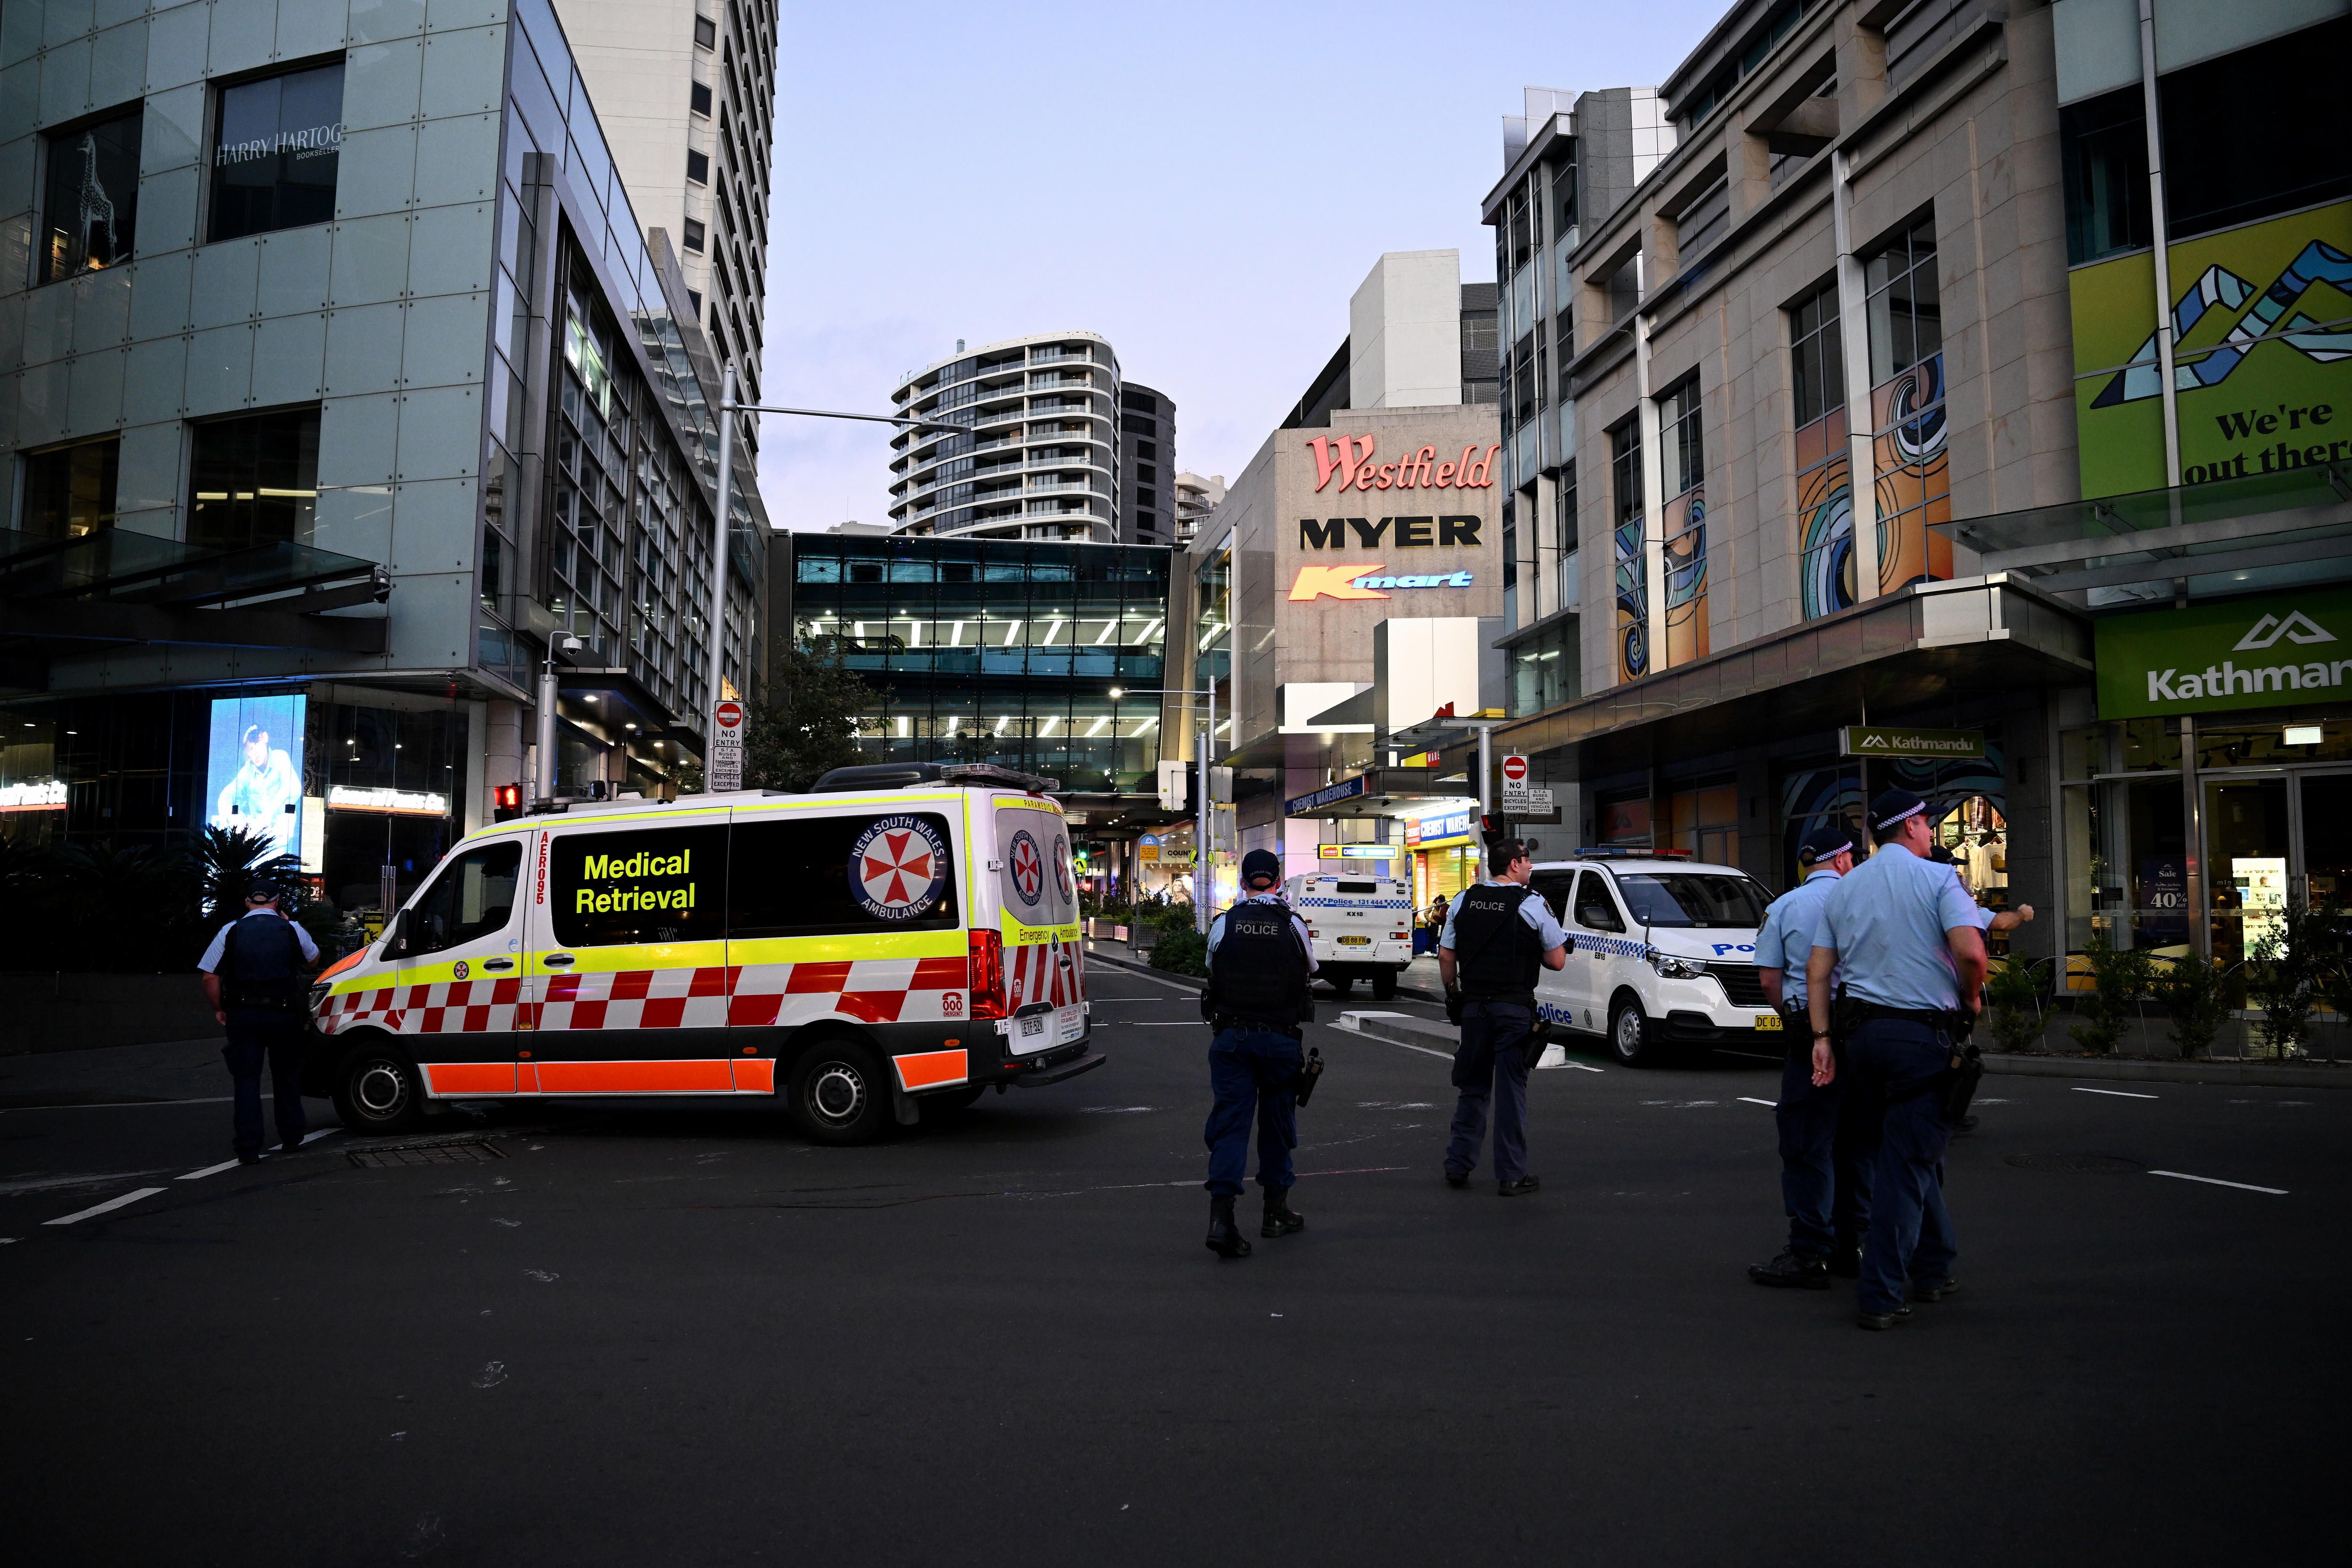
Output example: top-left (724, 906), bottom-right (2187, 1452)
top-left (849, 816), bottom-right (948, 921)
top-left (1007, 829), bottom-right (1045, 907)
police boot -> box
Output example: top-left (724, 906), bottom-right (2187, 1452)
top-left (1205, 1195), bottom-right (1252, 1259)
top-left (1261, 1187), bottom-right (1306, 1238)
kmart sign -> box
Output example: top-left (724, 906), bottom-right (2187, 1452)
top-left (2096, 588), bottom-right (2352, 719)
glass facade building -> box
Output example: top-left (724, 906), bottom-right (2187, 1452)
top-left (782, 534), bottom-right (1171, 792)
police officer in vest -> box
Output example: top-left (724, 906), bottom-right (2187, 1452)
top-left (1748, 823), bottom-right (1872, 1289)
top-left (198, 880), bottom-right (319, 1165)
top-left (1805, 789), bottom-right (1987, 1329)
top-left (1200, 848), bottom-right (1316, 1258)
top-left (1439, 839), bottom-right (1570, 1195)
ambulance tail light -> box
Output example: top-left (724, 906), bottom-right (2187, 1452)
top-left (969, 928), bottom-right (1009, 1019)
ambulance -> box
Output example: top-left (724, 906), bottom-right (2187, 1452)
top-left (301, 763), bottom-right (1103, 1145)
top-left (1283, 870), bottom-right (1414, 1000)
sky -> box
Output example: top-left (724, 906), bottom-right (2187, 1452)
top-left (753, 0), bottom-right (1728, 533)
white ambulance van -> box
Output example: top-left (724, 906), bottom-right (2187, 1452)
top-left (1526, 852), bottom-right (1776, 1066)
top-left (1283, 870), bottom-right (1414, 1000)
top-left (301, 763), bottom-right (1103, 1145)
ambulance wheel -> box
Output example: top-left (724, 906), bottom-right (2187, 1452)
top-left (332, 1040), bottom-right (425, 1134)
top-left (787, 1036), bottom-right (892, 1146)
top-left (1370, 969), bottom-right (1398, 1001)
top-left (1609, 996), bottom-right (1659, 1067)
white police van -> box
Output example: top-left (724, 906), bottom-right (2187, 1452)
top-left (1526, 852), bottom-right (1776, 1066)
top-left (1283, 870), bottom-right (1414, 1001)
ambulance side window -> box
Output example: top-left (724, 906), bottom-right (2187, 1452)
top-left (729, 812), bottom-right (960, 938)
top-left (408, 842), bottom-right (522, 956)
top-left (548, 826), bottom-right (728, 948)
top-left (1573, 872), bottom-right (1625, 932)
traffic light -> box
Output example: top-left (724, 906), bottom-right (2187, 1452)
top-left (493, 782), bottom-right (523, 821)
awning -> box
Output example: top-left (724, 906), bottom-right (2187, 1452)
top-left (1496, 574), bottom-right (2091, 776)
top-left (1284, 767), bottom-right (1474, 820)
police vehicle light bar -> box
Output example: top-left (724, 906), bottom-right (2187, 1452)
top-left (1573, 847), bottom-right (1694, 859)
top-left (937, 762), bottom-right (1061, 793)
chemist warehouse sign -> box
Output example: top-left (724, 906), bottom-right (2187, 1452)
top-left (2096, 588), bottom-right (2352, 719)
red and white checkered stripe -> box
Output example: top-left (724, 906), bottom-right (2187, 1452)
top-left (728, 955), bottom-right (969, 1027)
top-left (321, 978), bottom-right (527, 1038)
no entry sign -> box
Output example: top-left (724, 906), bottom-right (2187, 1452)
top-left (710, 700), bottom-right (745, 791)
top-left (1501, 754), bottom-right (1529, 787)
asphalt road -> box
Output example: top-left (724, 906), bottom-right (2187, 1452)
top-left (2, 967), bottom-right (2344, 1566)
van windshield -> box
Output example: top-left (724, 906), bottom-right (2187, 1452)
top-left (1614, 873), bottom-right (1767, 929)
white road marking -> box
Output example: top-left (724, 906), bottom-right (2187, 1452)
top-left (2149, 1170), bottom-right (2288, 1195)
top-left (1078, 1106), bottom-right (1157, 1114)
top-left (44, 1186), bottom-right (167, 1226)
top-left (178, 1158), bottom-right (244, 1180)
top-left (2072, 1086), bottom-right (2158, 1099)
top-left (1736, 1097), bottom-right (1778, 1107)
top-left (1568, 1062), bottom-right (1604, 1073)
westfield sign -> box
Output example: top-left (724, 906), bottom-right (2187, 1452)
top-left (1309, 435), bottom-right (1500, 493)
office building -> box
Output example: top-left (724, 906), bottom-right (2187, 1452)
top-left (1172, 471), bottom-right (1225, 545)
top-left (0, 0), bottom-right (767, 912)
top-left (1118, 382), bottom-right (1174, 544)
top-left (1471, 0), bottom-right (2352, 986)
top-left (886, 333), bottom-right (1123, 543)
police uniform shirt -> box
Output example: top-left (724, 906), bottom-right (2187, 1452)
top-left (1753, 868), bottom-right (1842, 1007)
top-left (1206, 890), bottom-right (1318, 974)
top-left (1814, 846), bottom-right (1982, 1011)
top-left (199, 908), bottom-right (320, 973)
top-left (1437, 879), bottom-right (1569, 954)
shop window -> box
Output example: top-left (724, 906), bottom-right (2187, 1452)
top-left (1788, 277), bottom-right (1852, 617)
top-left (20, 436), bottom-right (119, 539)
top-left (548, 824), bottom-right (727, 948)
top-left (40, 107), bottom-right (141, 283)
top-left (1666, 780), bottom-right (1739, 867)
top-left (209, 62), bottom-right (344, 244)
top-left (1597, 789), bottom-right (1650, 846)
top-left (189, 409), bottom-right (320, 551)
top-left (1862, 217), bottom-right (1952, 597)
top-left (2157, 18), bottom-right (2350, 242)
top-left (2059, 87), bottom-right (2152, 267)
top-left (404, 841), bottom-right (522, 956)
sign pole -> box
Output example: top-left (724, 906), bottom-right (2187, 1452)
top-left (1197, 681), bottom-right (1214, 934)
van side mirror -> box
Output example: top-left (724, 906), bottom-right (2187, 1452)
top-left (387, 910), bottom-right (409, 956)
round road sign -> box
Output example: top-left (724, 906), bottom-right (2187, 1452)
top-left (1502, 754), bottom-right (1529, 786)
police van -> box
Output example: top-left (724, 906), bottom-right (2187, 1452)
top-left (302, 763), bottom-right (1103, 1145)
top-left (1283, 870), bottom-right (1413, 1000)
top-left (1525, 852), bottom-right (1776, 1066)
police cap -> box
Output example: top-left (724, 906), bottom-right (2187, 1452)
top-left (245, 878), bottom-right (285, 904)
top-left (1240, 848), bottom-right (1282, 887)
top-left (1869, 787), bottom-right (1929, 835)
top-left (1799, 823), bottom-right (1856, 862)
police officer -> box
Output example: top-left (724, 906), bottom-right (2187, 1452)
top-left (1200, 847), bottom-right (1317, 1258)
top-left (1805, 789), bottom-right (1987, 1329)
top-left (198, 879), bottom-right (319, 1165)
top-left (1748, 823), bottom-right (1872, 1289)
top-left (1438, 838), bottom-right (1570, 1196)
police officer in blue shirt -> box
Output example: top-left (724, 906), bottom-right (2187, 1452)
top-left (1439, 838), bottom-right (1571, 1196)
top-left (1806, 789), bottom-right (1988, 1329)
top-left (198, 880), bottom-right (319, 1165)
top-left (1200, 848), bottom-right (1317, 1258)
top-left (1748, 822), bottom-right (1874, 1289)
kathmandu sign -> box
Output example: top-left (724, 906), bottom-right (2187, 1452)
top-left (2096, 588), bottom-right (2352, 719)
top-left (1307, 436), bottom-right (1499, 493)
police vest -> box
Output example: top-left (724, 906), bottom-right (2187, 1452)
top-left (1205, 901), bottom-right (1311, 1025)
top-left (220, 916), bottom-right (305, 1011)
top-left (1452, 883), bottom-right (1542, 1001)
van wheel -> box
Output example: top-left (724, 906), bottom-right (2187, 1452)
top-left (333, 1041), bottom-right (424, 1134)
top-left (1609, 996), bottom-right (1658, 1067)
top-left (1325, 974), bottom-right (1353, 999)
top-left (1370, 969), bottom-right (1398, 1001)
top-left (788, 1037), bottom-right (893, 1146)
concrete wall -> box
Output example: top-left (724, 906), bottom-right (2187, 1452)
top-left (1349, 250), bottom-right (1464, 410)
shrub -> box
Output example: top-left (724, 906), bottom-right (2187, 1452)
top-left (2149, 949), bottom-right (2231, 1060)
top-left (2068, 929), bottom-right (2153, 1055)
top-left (1984, 956), bottom-right (2050, 1054)
top-left (1150, 925), bottom-right (1209, 978)
top-left (2244, 900), bottom-right (2340, 1060)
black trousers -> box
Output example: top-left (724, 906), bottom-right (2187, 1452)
top-left (223, 1012), bottom-right (307, 1156)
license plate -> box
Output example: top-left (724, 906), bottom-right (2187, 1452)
top-left (1019, 1014), bottom-right (1046, 1040)
top-left (1337, 935), bottom-right (1372, 946)
top-left (1755, 1012), bottom-right (1782, 1032)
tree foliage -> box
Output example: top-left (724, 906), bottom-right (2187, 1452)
top-left (743, 644), bottom-right (876, 793)
top-left (2067, 929), bottom-right (2153, 1055)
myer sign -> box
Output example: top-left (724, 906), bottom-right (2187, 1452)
top-left (2097, 588), bottom-right (2352, 719)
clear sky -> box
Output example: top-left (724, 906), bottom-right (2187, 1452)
top-left (754, 0), bottom-right (1727, 533)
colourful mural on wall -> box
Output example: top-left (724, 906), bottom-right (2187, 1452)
top-left (1796, 408), bottom-right (1852, 617)
top-left (1870, 351), bottom-right (1954, 592)
top-left (1661, 485), bottom-right (1708, 668)
top-left (1613, 509), bottom-right (1646, 682)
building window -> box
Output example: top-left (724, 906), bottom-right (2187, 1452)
top-left (687, 289), bottom-right (701, 314)
top-left (190, 409), bottom-right (321, 551)
top-left (209, 63), bottom-right (344, 244)
top-left (1788, 277), bottom-right (1852, 618)
top-left (2159, 16), bottom-right (2348, 240)
top-left (1675, 175), bottom-right (1731, 267)
top-left (694, 15), bottom-right (717, 48)
top-left (1134, 439), bottom-right (1157, 462)
top-left (2059, 87), bottom-right (2151, 267)
top-left (682, 218), bottom-right (705, 252)
top-left (1555, 456), bottom-right (1579, 593)
top-left (1656, 377), bottom-right (1708, 669)
top-left (1863, 217), bottom-right (1952, 595)
top-left (40, 109), bottom-right (141, 283)
top-left (690, 81), bottom-right (713, 117)
top-left (1608, 416), bottom-right (1645, 682)
top-left (686, 149), bottom-right (709, 184)
top-left (1137, 488), bottom-right (1157, 510)
top-left (20, 436), bottom-right (119, 538)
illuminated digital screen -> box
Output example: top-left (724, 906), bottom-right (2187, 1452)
top-left (206, 694), bottom-right (306, 860)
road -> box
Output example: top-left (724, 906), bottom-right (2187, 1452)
top-left (2, 964), bottom-right (2343, 1566)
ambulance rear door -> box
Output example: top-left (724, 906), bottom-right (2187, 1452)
top-left (523, 807), bottom-right (733, 1094)
top-left (992, 795), bottom-right (1086, 1056)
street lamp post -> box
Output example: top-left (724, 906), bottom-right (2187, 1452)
top-left (535, 631), bottom-right (582, 802)
top-left (1110, 682), bottom-right (1216, 933)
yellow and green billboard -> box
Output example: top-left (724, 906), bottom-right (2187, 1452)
top-left (2070, 200), bottom-right (2352, 498)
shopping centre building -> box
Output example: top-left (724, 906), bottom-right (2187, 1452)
top-left (1458, 0), bottom-right (2349, 976)
top-left (0, 0), bottom-right (769, 912)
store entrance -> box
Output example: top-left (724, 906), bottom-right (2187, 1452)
top-left (2203, 770), bottom-right (2352, 966)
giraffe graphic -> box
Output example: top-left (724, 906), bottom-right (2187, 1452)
top-left (76, 132), bottom-right (118, 265)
